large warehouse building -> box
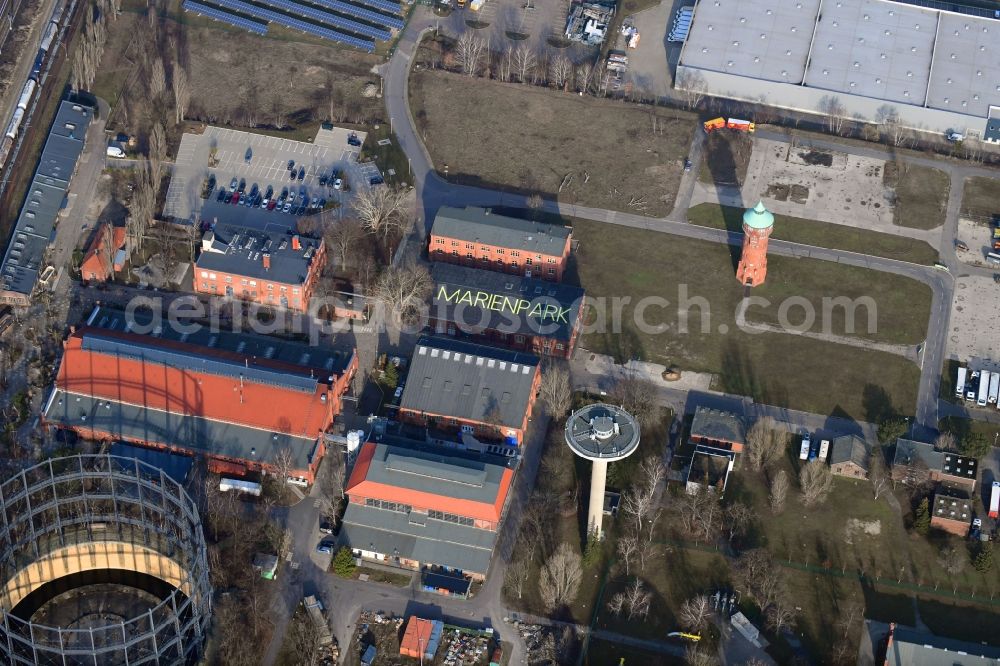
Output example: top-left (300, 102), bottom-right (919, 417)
top-left (675, 0), bottom-right (1000, 138)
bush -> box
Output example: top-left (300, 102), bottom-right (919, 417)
top-left (333, 547), bottom-right (356, 578)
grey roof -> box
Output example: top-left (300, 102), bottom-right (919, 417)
top-left (430, 263), bottom-right (584, 342)
top-left (565, 403), bottom-right (641, 460)
top-left (360, 441), bottom-right (509, 504)
top-left (679, 0), bottom-right (1000, 120)
top-left (109, 441), bottom-right (193, 484)
top-left (690, 408), bottom-right (745, 445)
top-left (340, 503), bottom-right (496, 574)
top-left (829, 434), bottom-right (871, 470)
top-left (1, 101), bottom-right (92, 297)
top-left (399, 336), bottom-right (539, 430)
top-left (195, 220), bottom-right (321, 286)
top-left (44, 388), bottom-right (318, 471)
top-left (430, 206), bottom-right (571, 255)
top-left (86, 305), bottom-right (354, 377)
top-left (893, 437), bottom-right (942, 470)
top-left (886, 626), bottom-right (1000, 666)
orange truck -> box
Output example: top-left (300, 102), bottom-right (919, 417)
top-left (726, 118), bottom-right (756, 132)
top-left (703, 117), bottom-right (726, 132)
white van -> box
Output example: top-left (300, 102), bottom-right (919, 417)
top-left (106, 145), bottom-right (125, 158)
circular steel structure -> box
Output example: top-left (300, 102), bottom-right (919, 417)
top-left (0, 454), bottom-right (211, 665)
top-left (564, 403), bottom-right (641, 461)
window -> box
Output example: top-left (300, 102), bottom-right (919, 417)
top-left (497, 248), bottom-right (505, 255)
top-left (292, 288), bottom-right (299, 294)
top-left (365, 498), bottom-right (412, 513)
top-left (515, 335), bottom-right (525, 343)
top-left (548, 268), bottom-right (556, 275)
top-left (200, 271), bottom-right (208, 278)
top-left (267, 284), bottom-right (274, 290)
top-left (466, 252), bottom-right (474, 259)
top-left (241, 279), bottom-right (248, 286)
top-left (452, 250), bottom-right (459, 256)
top-left (496, 259), bottom-right (503, 265)
top-left (225, 276), bottom-right (232, 283)
top-left (526, 258), bottom-right (533, 265)
top-left (465, 243), bottom-right (474, 249)
top-left (435, 238), bottom-right (444, 244)
top-left (209, 272), bottom-right (217, 279)
top-left (556, 343), bottom-right (565, 351)
top-left (451, 240), bottom-right (458, 247)
top-left (280, 285), bottom-right (287, 292)
top-left (428, 509), bottom-right (475, 527)
top-left (511, 251), bottom-right (520, 257)
top-left (480, 256), bottom-right (489, 262)
top-left (547, 258), bottom-right (555, 264)
top-left (201, 282), bottom-right (208, 289)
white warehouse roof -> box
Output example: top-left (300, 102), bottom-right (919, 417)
top-left (678, 0), bottom-right (1000, 129)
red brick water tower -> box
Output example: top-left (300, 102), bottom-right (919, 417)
top-left (736, 201), bottom-right (775, 287)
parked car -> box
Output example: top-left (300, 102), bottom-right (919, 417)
top-left (316, 541), bottom-right (334, 555)
top-left (310, 197), bottom-right (319, 209)
top-left (239, 194), bottom-right (246, 205)
top-left (684, 158), bottom-right (692, 172)
top-left (283, 201), bottom-right (292, 213)
top-left (267, 199), bottom-right (278, 211)
top-left (369, 175), bottom-right (384, 186)
top-left (318, 198), bottom-right (327, 209)
top-left (230, 191), bottom-right (240, 204)
top-left (216, 188), bottom-right (227, 202)
top-left (347, 133), bottom-right (361, 146)
top-left (238, 179), bottom-right (246, 193)
top-left (287, 159), bottom-right (295, 171)
top-left (319, 519), bottom-right (334, 534)
top-left (230, 177), bottom-right (238, 190)
top-left (290, 168), bottom-right (297, 181)
top-left (333, 177), bottom-right (343, 190)
top-left (297, 166), bottom-right (305, 181)
top-left (245, 147), bottom-right (253, 163)
top-left (260, 196), bottom-right (268, 209)
top-left (207, 175), bottom-right (216, 191)
top-left (319, 174), bottom-right (328, 186)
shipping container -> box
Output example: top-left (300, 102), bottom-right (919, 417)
top-left (988, 371), bottom-right (999, 404)
top-left (978, 372), bottom-right (990, 407)
top-left (956, 366), bottom-right (967, 399)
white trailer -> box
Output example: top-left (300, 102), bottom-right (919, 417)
top-left (978, 373), bottom-right (990, 407)
top-left (799, 434), bottom-right (811, 460)
top-left (988, 372), bottom-right (999, 404)
top-left (956, 366), bottom-right (967, 399)
top-left (969, 371), bottom-right (981, 401)
top-left (818, 439), bottom-right (831, 461)
top-left (220, 478), bottom-right (262, 496)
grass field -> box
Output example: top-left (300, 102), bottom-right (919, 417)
top-left (699, 131), bottom-right (752, 187)
top-left (884, 163), bottom-right (951, 230)
top-left (961, 175), bottom-right (1000, 221)
top-left (583, 639), bottom-right (685, 666)
top-left (93, 0), bottom-right (384, 136)
top-left (572, 219), bottom-right (926, 419)
top-left (408, 68), bottom-right (697, 217)
top-left (687, 203), bottom-right (940, 265)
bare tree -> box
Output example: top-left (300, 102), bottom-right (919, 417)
top-left (128, 160), bottom-right (156, 251)
top-left (272, 448), bottom-right (294, 485)
top-left (678, 487), bottom-right (722, 541)
top-left (869, 450), bottom-right (890, 500)
top-left (538, 542), bottom-right (582, 612)
top-left (324, 218), bottom-right (366, 270)
top-left (934, 431), bottom-right (957, 452)
top-left (575, 62), bottom-right (593, 93)
top-left (149, 56), bottom-right (167, 100)
top-left (769, 469), bottom-right (789, 514)
top-left (606, 591), bottom-right (625, 616)
top-left (938, 545), bottom-right (966, 575)
top-left (725, 501), bottom-right (755, 543)
top-left (497, 46), bottom-right (513, 82)
top-left (684, 646), bottom-right (719, 666)
top-left (622, 578), bottom-right (652, 619)
top-left (369, 261), bottom-right (431, 329)
top-left (620, 456), bottom-right (666, 541)
top-left (799, 460), bottom-right (833, 507)
top-left (539, 362), bottom-right (573, 418)
top-left (617, 532), bottom-right (638, 576)
top-left (512, 44), bottom-right (536, 83)
top-left (607, 371), bottom-right (657, 427)
top-left (745, 417), bottom-right (785, 471)
top-left (678, 594), bottom-right (712, 633)
top-left (875, 104), bottom-right (906, 146)
top-left (766, 593), bottom-right (798, 633)
top-left (819, 95), bottom-right (848, 135)
top-left (675, 69), bottom-right (708, 110)
top-left (352, 186), bottom-right (410, 245)
top-left (548, 55), bottom-right (573, 90)
top-left (735, 549), bottom-right (782, 610)
top-left (172, 64), bottom-right (190, 125)
top-left (149, 122), bottom-right (167, 187)
top-left (454, 32), bottom-right (487, 76)
top-left (504, 548), bottom-right (532, 600)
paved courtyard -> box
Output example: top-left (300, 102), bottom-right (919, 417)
top-left (948, 274), bottom-right (1000, 362)
top-left (163, 125), bottom-right (369, 223)
top-left (623, 0), bottom-right (685, 97)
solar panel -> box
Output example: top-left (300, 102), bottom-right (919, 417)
top-left (351, 0), bottom-right (401, 16)
top-left (182, 0), bottom-right (269, 34)
top-left (257, 0), bottom-right (390, 40)
top-left (307, 0), bottom-right (403, 30)
top-left (206, 0), bottom-right (376, 50)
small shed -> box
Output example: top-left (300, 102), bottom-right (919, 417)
top-left (361, 644), bottom-right (376, 666)
top-left (400, 617), bottom-right (443, 661)
top-left (829, 435), bottom-right (870, 479)
top-left (252, 552), bottom-right (278, 580)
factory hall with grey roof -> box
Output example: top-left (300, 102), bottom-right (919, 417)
top-left (676, 0), bottom-right (1000, 135)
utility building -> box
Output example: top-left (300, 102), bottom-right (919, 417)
top-left (676, 0), bottom-right (1000, 137)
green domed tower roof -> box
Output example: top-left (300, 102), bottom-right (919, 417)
top-left (743, 201), bottom-right (775, 230)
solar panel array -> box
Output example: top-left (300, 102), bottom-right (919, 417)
top-left (352, 0), bottom-right (400, 16)
top-left (183, 0), bottom-right (269, 34)
top-left (206, 0), bottom-right (376, 51)
top-left (257, 0), bottom-right (390, 40)
top-left (309, 0), bottom-right (404, 30)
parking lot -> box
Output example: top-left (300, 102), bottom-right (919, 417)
top-left (163, 125), bottom-right (372, 224)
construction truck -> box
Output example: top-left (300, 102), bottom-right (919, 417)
top-left (703, 117), bottom-right (726, 132)
top-left (726, 118), bottom-right (755, 132)
top-left (990, 481), bottom-right (999, 519)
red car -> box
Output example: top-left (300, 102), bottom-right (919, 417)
top-left (230, 191), bottom-right (240, 204)
top-left (267, 199), bottom-right (277, 211)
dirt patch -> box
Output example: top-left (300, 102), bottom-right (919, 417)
top-left (409, 68), bottom-right (696, 216)
top-left (843, 519), bottom-right (882, 545)
top-left (700, 131), bottom-right (752, 186)
top-left (797, 149), bottom-right (833, 167)
top-left (767, 183), bottom-right (790, 201)
top-left (885, 162), bottom-right (950, 230)
top-left (789, 184), bottom-right (809, 204)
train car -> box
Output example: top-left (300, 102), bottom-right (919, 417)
top-left (16, 80), bottom-right (36, 111)
top-left (39, 21), bottom-right (57, 52)
top-left (5, 108), bottom-right (24, 141)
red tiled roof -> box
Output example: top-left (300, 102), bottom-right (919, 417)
top-left (80, 224), bottom-right (127, 280)
top-left (57, 334), bottom-right (332, 437)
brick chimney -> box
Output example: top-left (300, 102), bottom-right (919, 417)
top-left (292, 235), bottom-right (301, 251)
top-left (262, 253), bottom-right (271, 270)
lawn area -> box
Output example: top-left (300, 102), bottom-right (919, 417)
top-left (699, 132), bottom-right (752, 187)
top-left (917, 599), bottom-right (1000, 646)
top-left (583, 638), bottom-right (685, 666)
top-left (960, 175), bottom-right (1000, 221)
top-left (572, 218), bottom-right (925, 419)
top-left (687, 203), bottom-right (940, 265)
top-left (354, 566), bottom-right (411, 587)
top-left (884, 162), bottom-right (951, 230)
top-left (408, 67), bottom-right (696, 217)
top-left (359, 124), bottom-right (412, 188)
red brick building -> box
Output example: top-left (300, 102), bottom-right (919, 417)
top-left (194, 221), bottom-right (326, 313)
top-left (341, 438), bottom-right (515, 579)
top-left (429, 263), bottom-right (585, 359)
top-left (429, 206), bottom-right (572, 282)
top-left (42, 306), bottom-right (356, 484)
top-left (736, 202), bottom-right (774, 287)
top-left (398, 337), bottom-right (541, 448)
top-left (80, 223), bottom-right (127, 282)
top-left (930, 494), bottom-right (972, 536)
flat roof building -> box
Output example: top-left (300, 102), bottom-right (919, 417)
top-left (42, 306), bottom-right (357, 483)
top-left (930, 493), bottom-right (972, 536)
top-left (341, 440), bottom-right (515, 579)
top-left (1, 101), bottom-right (92, 305)
top-left (429, 263), bottom-right (585, 358)
top-left (429, 206), bottom-right (572, 281)
top-left (675, 0), bottom-right (1000, 136)
top-left (194, 221), bottom-right (326, 312)
top-left (892, 438), bottom-right (977, 492)
top-left (882, 623), bottom-right (1000, 665)
top-left (398, 336), bottom-right (541, 447)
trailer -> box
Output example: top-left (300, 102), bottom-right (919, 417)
top-left (956, 366), bottom-right (967, 399)
top-left (818, 439), bottom-right (830, 461)
top-left (989, 372), bottom-right (999, 404)
top-left (990, 482), bottom-right (1000, 520)
top-left (968, 371), bottom-right (980, 401)
top-left (978, 372), bottom-right (990, 407)
top-left (799, 434), bottom-right (811, 460)
top-left (220, 478), bottom-right (262, 496)
top-left (726, 118), bottom-right (755, 132)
